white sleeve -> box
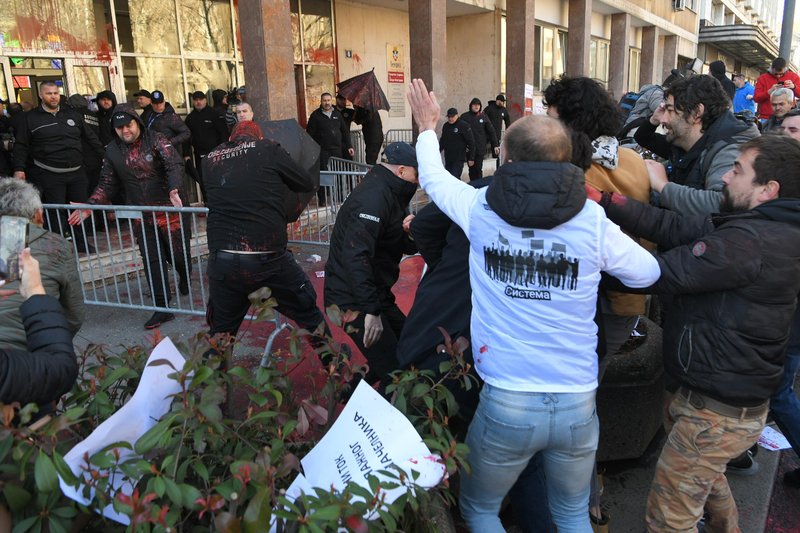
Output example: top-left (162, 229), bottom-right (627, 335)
top-left (416, 130), bottom-right (480, 234)
top-left (600, 215), bottom-right (661, 287)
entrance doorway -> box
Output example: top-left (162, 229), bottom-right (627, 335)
top-left (7, 56), bottom-right (67, 107)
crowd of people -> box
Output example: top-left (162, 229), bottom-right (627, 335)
top-left (1, 54), bottom-right (800, 533)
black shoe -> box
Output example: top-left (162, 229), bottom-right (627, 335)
top-left (144, 311), bottom-right (175, 330)
top-left (178, 278), bottom-right (189, 296)
top-left (784, 468), bottom-right (800, 488)
top-left (726, 449), bottom-right (759, 476)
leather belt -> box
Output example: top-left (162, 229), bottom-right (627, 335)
top-left (217, 249), bottom-right (283, 257)
top-left (677, 387), bottom-right (768, 420)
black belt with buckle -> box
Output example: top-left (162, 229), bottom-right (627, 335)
top-left (678, 387), bottom-right (768, 419)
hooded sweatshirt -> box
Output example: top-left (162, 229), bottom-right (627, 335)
top-left (95, 90), bottom-right (118, 145)
top-left (460, 98), bottom-right (498, 156)
top-left (415, 130), bottom-right (660, 392)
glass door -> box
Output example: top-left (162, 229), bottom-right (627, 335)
top-left (8, 56), bottom-right (67, 107)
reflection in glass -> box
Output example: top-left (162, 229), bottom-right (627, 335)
top-left (179, 0), bottom-right (233, 55)
top-left (0, 64), bottom-right (8, 103)
top-left (628, 49), bottom-right (641, 93)
top-left (300, 0), bottom-right (334, 65)
top-left (115, 0), bottom-right (180, 54)
top-left (0, 0), bottom-right (113, 53)
top-left (122, 56), bottom-right (185, 110)
top-left (73, 66), bottom-right (110, 96)
top-left (185, 59), bottom-right (235, 95)
top-left (304, 64), bottom-right (333, 117)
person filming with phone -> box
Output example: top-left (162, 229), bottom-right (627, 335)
top-left (755, 57), bottom-right (800, 123)
top-left (0, 247), bottom-right (78, 407)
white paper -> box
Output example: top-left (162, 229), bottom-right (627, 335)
top-left (273, 380), bottom-right (445, 529)
top-left (757, 425), bottom-right (792, 451)
top-left (58, 338), bottom-right (187, 524)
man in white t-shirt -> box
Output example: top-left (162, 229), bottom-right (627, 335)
top-left (407, 79), bottom-right (661, 531)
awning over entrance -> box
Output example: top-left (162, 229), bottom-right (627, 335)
top-left (699, 23), bottom-right (779, 68)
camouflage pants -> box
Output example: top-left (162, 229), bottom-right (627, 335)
top-left (645, 391), bottom-right (766, 533)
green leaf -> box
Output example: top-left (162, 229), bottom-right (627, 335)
top-left (134, 415), bottom-right (176, 455)
top-left (3, 484), bottom-right (31, 511)
top-left (243, 487), bottom-right (271, 533)
top-left (45, 517), bottom-right (67, 533)
top-left (34, 452), bottom-right (59, 492)
top-left (11, 515), bottom-right (39, 533)
top-left (193, 460), bottom-right (209, 483)
top-left (51, 450), bottom-right (79, 487)
top-left (308, 504), bottom-right (340, 522)
top-left (50, 506), bottom-right (77, 519)
top-left (99, 366), bottom-right (137, 388)
top-left (191, 366), bottom-right (213, 386)
top-left (179, 484), bottom-right (201, 509)
top-left (152, 476), bottom-right (166, 497)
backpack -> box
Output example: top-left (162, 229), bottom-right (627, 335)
top-left (619, 91), bottom-right (642, 119)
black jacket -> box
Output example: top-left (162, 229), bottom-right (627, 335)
top-left (439, 119), bottom-right (476, 163)
top-left (324, 164), bottom-right (418, 314)
top-left (144, 103), bottom-right (191, 156)
top-left (337, 106), bottom-right (356, 129)
top-left (460, 109), bottom-right (498, 157)
top-left (605, 195), bottom-right (800, 405)
top-left (12, 104), bottom-right (104, 172)
top-left (0, 295), bottom-right (77, 406)
top-left (306, 107), bottom-right (352, 159)
top-left (354, 108), bottom-right (384, 144)
top-left (89, 109), bottom-right (184, 207)
top-left (483, 102), bottom-right (510, 140)
top-left (202, 138), bottom-right (314, 252)
top-left (96, 90), bottom-right (118, 146)
top-left (185, 106), bottom-right (229, 155)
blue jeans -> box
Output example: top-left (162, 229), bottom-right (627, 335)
top-left (459, 385), bottom-right (598, 532)
top-left (770, 352), bottom-right (800, 456)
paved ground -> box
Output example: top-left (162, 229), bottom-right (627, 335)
top-left (72, 239), bottom-right (798, 532)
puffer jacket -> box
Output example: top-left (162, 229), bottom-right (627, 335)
top-left (88, 105), bottom-right (184, 207)
top-left (324, 164), bottom-right (418, 314)
top-left (0, 295), bottom-right (77, 406)
top-left (604, 195), bottom-right (800, 406)
top-left (0, 224), bottom-right (84, 350)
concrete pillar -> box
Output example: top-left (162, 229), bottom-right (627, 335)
top-left (505, 0), bottom-right (535, 122)
top-left (608, 13), bottom-right (630, 99)
top-left (639, 26), bottom-right (659, 87)
top-left (238, 0), bottom-right (296, 120)
top-left (662, 35), bottom-right (679, 84)
top-left (409, 0), bottom-right (447, 110)
top-left (567, 0), bottom-right (591, 76)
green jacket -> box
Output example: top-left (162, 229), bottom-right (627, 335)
top-left (0, 224), bottom-right (84, 350)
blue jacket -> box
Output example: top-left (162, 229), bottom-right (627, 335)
top-left (733, 83), bottom-right (756, 114)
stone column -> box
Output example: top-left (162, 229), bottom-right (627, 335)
top-left (409, 0), bottom-right (447, 115)
top-left (238, 0), bottom-right (296, 120)
top-left (608, 13), bottom-right (631, 99)
top-left (639, 26), bottom-right (659, 87)
top-left (662, 35), bottom-right (679, 83)
top-left (567, 0), bottom-right (591, 76)
top-left (505, 0), bottom-right (535, 122)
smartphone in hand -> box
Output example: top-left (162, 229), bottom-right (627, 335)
top-left (0, 216), bottom-right (28, 282)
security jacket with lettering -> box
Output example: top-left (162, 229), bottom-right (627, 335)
top-left (604, 194), bottom-right (800, 406)
top-left (324, 164), bottom-right (418, 315)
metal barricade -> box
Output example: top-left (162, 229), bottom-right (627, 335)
top-left (383, 129), bottom-right (414, 149)
top-left (350, 129), bottom-right (366, 164)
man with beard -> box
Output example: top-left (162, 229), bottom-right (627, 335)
top-left (634, 75), bottom-right (759, 216)
top-left (68, 104), bottom-right (189, 329)
top-left (95, 90), bottom-right (118, 146)
top-left (588, 134), bottom-right (800, 532)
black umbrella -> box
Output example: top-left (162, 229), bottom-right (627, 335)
top-left (257, 119), bottom-right (321, 222)
top-left (337, 69), bottom-right (391, 112)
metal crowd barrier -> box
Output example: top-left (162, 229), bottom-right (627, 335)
top-left (350, 129), bottom-right (366, 164)
top-left (383, 129), bottom-right (414, 149)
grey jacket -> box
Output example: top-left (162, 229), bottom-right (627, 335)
top-left (0, 224), bottom-right (84, 350)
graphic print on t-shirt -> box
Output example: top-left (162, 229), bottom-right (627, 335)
top-left (483, 229), bottom-right (581, 299)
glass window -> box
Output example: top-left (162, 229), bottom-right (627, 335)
top-left (0, 64), bottom-right (8, 103)
top-left (122, 56), bottom-right (185, 109)
top-left (300, 0), bottom-right (334, 65)
top-left (73, 65), bottom-right (111, 96)
top-left (303, 64), bottom-right (334, 116)
top-left (178, 0), bottom-right (234, 55)
top-left (185, 59), bottom-right (235, 95)
top-left (589, 38), bottom-right (610, 87)
top-left (628, 48), bottom-right (641, 93)
top-left (115, 0), bottom-right (180, 55)
top-left (534, 25), bottom-right (566, 90)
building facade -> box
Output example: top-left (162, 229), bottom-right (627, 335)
top-left (0, 0), bottom-right (787, 129)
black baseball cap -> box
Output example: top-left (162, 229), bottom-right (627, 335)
top-left (447, 107), bottom-right (458, 117)
top-left (133, 89), bottom-right (151, 98)
top-left (112, 111), bottom-right (135, 128)
top-left (150, 90), bottom-right (165, 104)
top-left (191, 90), bottom-right (207, 100)
top-left (496, 94), bottom-right (506, 101)
top-left (384, 142), bottom-right (418, 167)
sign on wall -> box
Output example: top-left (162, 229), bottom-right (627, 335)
top-left (386, 44), bottom-right (405, 118)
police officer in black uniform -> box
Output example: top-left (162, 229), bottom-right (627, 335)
top-left (201, 120), bottom-right (325, 339)
top-left (439, 107), bottom-right (476, 179)
top-left (460, 97), bottom-right (499, 181)
top-left (324, 142), bottom-right (419, 387)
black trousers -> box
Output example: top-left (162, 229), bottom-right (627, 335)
top-left (28, 166), bottom-right (91, 247)
top-left (445, 160), bottom-right (465, 179)
top-left (206, 250), bottom-right (325, 337)
top-left (134, 214), bottom-right (192, 307)
top-left (468, 154), bottom-right (485, 182)
top-left (343, 303), bottom-right (405, 385)
top-left (365, 139), bottom-right (382, 165)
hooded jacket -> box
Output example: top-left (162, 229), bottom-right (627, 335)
top-left (88, 104), bottom-right (184, 207)
top-left (415, 129), bottom-right (660, 392)
top-left (95, 90), bottom-right (118, 146)
top-left (709, 61), bottom-right (736, 101)
top-left (324, 164), bottom-right (418, 314)
top-left (634, 110), bottom-right (760, 215)
top-left (459, 98), bottom-right (498, 157)
top-left (603, 195), bottom-right (800, 406)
